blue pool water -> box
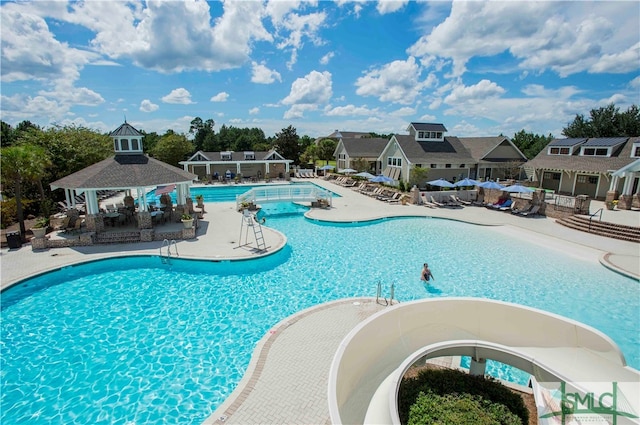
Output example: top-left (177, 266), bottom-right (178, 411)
top-left (145, 182), bottom-right (340, 204)
top-left (2, 206), bottom-right (638, 424)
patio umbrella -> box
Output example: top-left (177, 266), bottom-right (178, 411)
top-left (369, 175), bottom-right (394, 183)
top-left (355, 171), bottom-right (375, 179)
top-left (427, 178), bottom-right (455, 188)
top-left (454, 178), bottom-right (480, 187)
top-left (340, 168), bottom-right (357, 174)
top-left (478, 181), bottom-right (505, 190)
top-left (319, 165), bottom-right (335, 170)
top-left (502, 184), bottom-right (534, 193)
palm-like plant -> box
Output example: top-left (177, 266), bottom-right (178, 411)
top-left (1, 144), bottom-right (51, 241)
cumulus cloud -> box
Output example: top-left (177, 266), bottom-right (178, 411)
top-left (249, 107), bottom-right (260, 115)
top-left (162, 88), bottom-right (194, 104)
top-left (390, 106), bottom-right (415, 117)
top-left (282, 70), bottom-right (332, 105)
top-left (324, 104), bottom-right (377, 116)
top-left (376, 0), bottom-right (408, 15)
top-left (210, 92), bottom-right (229, 102)
top-left (140, 99), bottom-right (159, 112)
top-left (444, 79), bottom-right (506, 104)
top-left (251, 61), bottom-right (282, 84)
top-left (355, 56), bottom-right (424, 104)
top-left (320, 52), bottom-right (335, 65)
top-left (408, 1), bottom-right (640, 78)
top-left (590, 42), bottom-right (640, 74)
top-left (275, 11), bottom-right (327, 69)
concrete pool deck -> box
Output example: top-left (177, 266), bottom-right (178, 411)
top-left (1, 178), bottom-right (639, 424)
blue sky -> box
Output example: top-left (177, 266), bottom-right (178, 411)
top-left (1, 1), bottom-right (639, 140)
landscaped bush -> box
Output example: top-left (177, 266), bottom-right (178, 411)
top-left (408, 391), bottom-right (522, 425)
top-left (398, 368), bottom-right (528, 424)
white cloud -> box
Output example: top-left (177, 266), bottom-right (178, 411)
top-left (355, 56), bottom-right (424, 104)
top-left (140, 99), bottom-right (159, 112)
top-left (590, 42), bottom-right (640, 74)
top-left (275, 11), bottom-right (327, 69)
top-left (210, 92), bottom-right (229, 102)
top-left (282, 70), bottom-right (333, 105)
top-left (444, 79), bottom-right (506, 104)
top-left (419, 113), bottom-right (437, 122)
top-left (324, 104), bottom-right (377, 116)
top-left (320, 52), bottom-right (335, 65)
top-left (249, 107), bottom-right (260, 115)
top-left (390, 107), bottom-right (415, 117)
top-left (283, 103), bottom-right (317, 120)
top-left (162, 88), bottom-right (194, 104)
top-left (408, 1), bottom-right (640, 78)
top-left (630, 76), bottom-right (640, 90)
top-left (376, 0), bottom-right (408, 15)
top-left (251, 61), bottom-right (282, 84)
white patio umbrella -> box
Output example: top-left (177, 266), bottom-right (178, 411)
top-left (354, 172), bottom-right (375, 179)
top-left (478, 181), bottom-right (505, 190)
top-left (502, 184), bottom-right (534, 193)
top-left (340, 168), bottom-right (357, 174)
top-left (427, 178), bottom-right (455, 188)
top-left (454, 178), bottom-right (480, 187)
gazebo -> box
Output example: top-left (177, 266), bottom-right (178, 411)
top-left (50, 121), bottom-right (197, 234)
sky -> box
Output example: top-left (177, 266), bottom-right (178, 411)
top-left (1, 1), bottom-right (639, 141)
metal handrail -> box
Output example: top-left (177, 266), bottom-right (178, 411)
top-left (588, 208), bottom-right (603, 232)
top-left (236, 184), bottom-right (332, 209)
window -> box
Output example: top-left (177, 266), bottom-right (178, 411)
top-left (418, 131), bottom-right (426, 139)
top-left (221, 151), bottom-right (232, 160)
top-left (544, 172), bottom-right (560, 180)
top-left (582, 147), bottom-right (609, 156)
top-left (415, 164), bottom-right (422, 168)
top-left (445, 164), bottom-right (451, 168)
top-left (436, 132), bottom-right (442, 139)
top-left (388, 157), bottom-right (392, 165)
top-left (120, 139), bottom-right (129, 150)
top-left (589, 176), bottom-right (598, 184)
top-left (460, 164), bottom-right (465, 168)
top-left (113, 140), bottom-right (118, 151)
top-left (560, 147), bottom-right (569, 154)
top-left (550, 147), bottom-right (560, 154)
top-left (131, 139), bottom-right (139, 150)
top-left (430, 164), bottom-right (437, 169)
top-left (633, 146), bottom-right (640, 157)
top-left (397, 158), bottom-right (402, 167)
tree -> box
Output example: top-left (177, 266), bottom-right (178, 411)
top-left (562, 103), bottom-right (640, 137)
top-left (511, 130), bottom-right (553, 159)
top-left (409, 166), bottom-right (430, 189)
top-left (317, 138), bottom-right (337, 164)
top-left (350, 157), bottom-right (369, 172)
top-left (151, 132), bottom-right (194, 167)
top-left (273, 125), bottom-right (302, 164)
top-left (300, 144), bottom-right (318, 166)
top-left (189, 117), bottom-right (215, 152)
top-left (141, 130), bottom-right (161, 154)
top-left (1, 144), bottom-right (51, 240)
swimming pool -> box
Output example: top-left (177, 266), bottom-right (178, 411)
top-left (145, 182), bottom-right (341, 204)
top-left (2, 208), bottom-right (638, 424)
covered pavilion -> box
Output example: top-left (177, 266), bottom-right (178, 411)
top-left (50, 121), bottom-right (197, 234)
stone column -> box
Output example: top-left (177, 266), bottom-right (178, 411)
top-left (85, 213), bottom-right (103, 233)
top-left (410, 185), bottom-right (420, 204)
top-left (574, 194), bottom-right (590, 215)
top-left (137, 211), bottom-right (152, 229)
top-left (619, 194), bottom-right (633, 210)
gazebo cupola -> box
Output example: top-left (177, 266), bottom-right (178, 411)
top-left (109, 120), bottom-right (144, 155)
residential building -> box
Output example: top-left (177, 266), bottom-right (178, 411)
top-left (333, 137), bottom-right (389, 173)
top-left (180, 150), bottom-right (293, 181)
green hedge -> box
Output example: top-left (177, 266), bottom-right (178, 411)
top-left (408, 391), bottom-right (522, 425)
top-left (398, 368), bottom-right (528, 424)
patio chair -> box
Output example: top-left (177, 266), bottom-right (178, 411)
top-left (511, 204), bottom-right (531, 215)
top-left (454, 195), bottom-right (472, 206)
top-left (516, 205), bottom-right (540, 217)
top-left (420, 194), bottom-right (437, 208)
top-left (429, 196), bottom-right (445, 208)
top-left (447, 195), bottom-right (464, 207)
top-left (385, 193), bottom-right (402, 204)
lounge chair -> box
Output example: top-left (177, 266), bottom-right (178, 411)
top-left (499, 201), bottom-right (516, 212)
top-left (454, 195), bottom-right (472, 206)
top-left (488, 198), bottom-right (510, 209)
top-left (420, 195), bottom-right (437, 208)
top-left (384, 193), bottom-right (402, 204)
top-left (516, 205), bottom-right (540, 217)
top-left (447, 195), bottom-right (464, 207)
top-left (429, 196), bottom-right (445, 208)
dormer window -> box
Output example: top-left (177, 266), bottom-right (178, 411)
top-left (221, 151), bottom-right (232, 160)
top-left (581, 147), bottom-right (609, 157)
top-left (632, 143), bottom-right (640, 158)
top-left (549, 147), bottom-right (571, 155)
top-left (244, 151), bottom-right (255, 160)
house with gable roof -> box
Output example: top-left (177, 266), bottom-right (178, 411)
top-left (376, 123), bottom-right (526, 186)
top-left (180, 149), bottom-right (293, 182)
top-left (525, 137), bottom-right (640, 203)
top-left (333, 137), bottom-right (389, 173)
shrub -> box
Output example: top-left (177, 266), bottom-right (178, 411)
top-left (181, 214), bottom-right (192, 220)
top-left (398, 368), bottom-right (528, 424)
top-left (408, 391), bottom-right (522, 425)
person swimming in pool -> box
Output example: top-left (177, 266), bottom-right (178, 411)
top-left (421, 263), bottom-right (434, 282)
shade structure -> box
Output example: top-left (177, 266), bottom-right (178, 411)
top-left (478, 181), bottom-right (505, 190)
top-left (427, 178), bottom-right (455, 188)
top-left (369, 175), bottom-right (394, 183)
top-left (340, 168), bottom-right (357, 174)
top-left (454, 178), bottom-right (480, 187)
top-left (319, 165), bottom-right (335, 170)
top-left (156, 184), bottom-right (176, 195)
top-left (502, 184), bottom-right (534, 193)
top-left (355, 172), bottom-right (375, 179)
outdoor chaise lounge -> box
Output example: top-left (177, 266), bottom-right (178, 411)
top-left (453, 195), bottom-right (472, 206)
top-left (429, 196), bottom-right (446, 208)
top-left (515, 205), bottom-right (540, 217)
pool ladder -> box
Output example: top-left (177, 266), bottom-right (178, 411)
top-left (160, 239), bottom-right (179, 264)
top-left (376, 281), bottom-right (395, 306)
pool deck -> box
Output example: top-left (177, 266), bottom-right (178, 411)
top-left (1, 178), bottom-right (639, 425)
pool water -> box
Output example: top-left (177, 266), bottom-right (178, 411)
top-left (145, 182), bottom-right (340, 204)
top-left (2, 206), bottom-right (638, 425)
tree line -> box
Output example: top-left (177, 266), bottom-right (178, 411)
top-left (1, 103), bottom-right (638, 235)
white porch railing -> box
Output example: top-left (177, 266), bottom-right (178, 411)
top-left (236, 184), bottom-right (332, 209)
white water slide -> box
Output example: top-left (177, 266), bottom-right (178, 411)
top-left (328, 298), bottom-right (639, 424)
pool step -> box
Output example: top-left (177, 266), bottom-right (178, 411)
top-left (556, 215), bottom-right (640, 243)
top-left (95, 231), bottom-right (142, 244)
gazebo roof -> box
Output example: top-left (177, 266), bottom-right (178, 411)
top-left (51, 154), bottom-right (197, 191)
top-left (109, 121), bottom-right (143, 137)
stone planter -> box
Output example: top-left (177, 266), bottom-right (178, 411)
top-left (181, 219), bottom-right (194, 229)
top-left (31, 227), bottom-right (47, 238)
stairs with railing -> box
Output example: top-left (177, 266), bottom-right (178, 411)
top-left (556, 214), bottom-right (640, 243)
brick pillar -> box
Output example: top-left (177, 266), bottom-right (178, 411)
top-left (574, 194), bottom-right (590, 215)
top-left (605, 190), bottom-right (618, 204)
top-left (532, 189), bottom-right (546, 215)
top-left (618, 194), bottom-right (633, 210)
